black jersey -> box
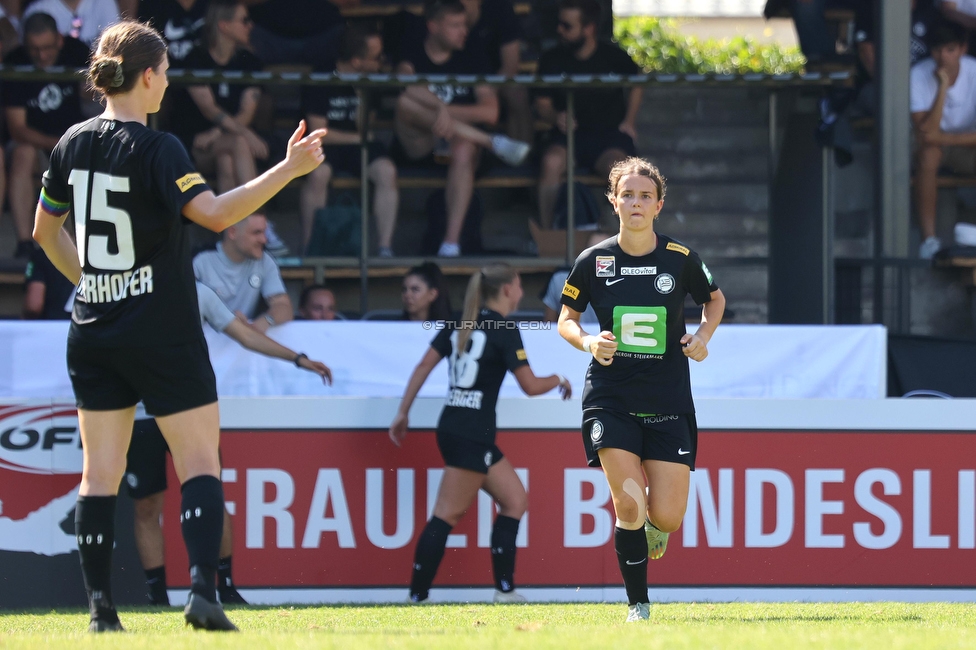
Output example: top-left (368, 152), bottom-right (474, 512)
top-left (560, 234), bottom-right (718, 415)
top-left (430, 308), bottom-right (529, 443)
top-left (42, 118), bottom-right (213, 347)
top-left (401, 40), bottom-right (491, 106)
top-left (139, 0), bottom-right (207, 63)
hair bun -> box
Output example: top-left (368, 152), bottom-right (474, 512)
top-left (91, 57), bottom-right (124, 89)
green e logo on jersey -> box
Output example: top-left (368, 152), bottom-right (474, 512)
top-left (612, 306), bottom-right (667, 354)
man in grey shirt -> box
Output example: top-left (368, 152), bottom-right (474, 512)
top-left (193, 212), bottom-right (294, 332)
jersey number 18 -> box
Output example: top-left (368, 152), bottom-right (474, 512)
top-left (449, 330), bottom-right (487, 388)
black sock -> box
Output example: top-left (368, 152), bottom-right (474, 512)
top-left (490, 515), bottom-right (520, 592)
top-left (614, 526), bottom-right (648, 606)
top-left (144, 565), bottom-right (169, 606)
top-left (180, 475), bottom-right (224, 603)
top-left (218, 556), bottom-right (234, 590)
top-left (409, 517), bottom-right (452, 601)
top-left (75, 496), bottom-right (118, 619)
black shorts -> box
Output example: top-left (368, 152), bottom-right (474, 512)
top-left (67, 337), bottom-right (218, 417)
top-left (548, 128), bottom-right (639, 171)
top-left (125, 418), bottom-right (169, 499)
top-left (436, 430), bottom-right (504, 474)
top-left (323, 141), bottom-right (389, 177)
top-left (581, 408), bottom-right (697, 470)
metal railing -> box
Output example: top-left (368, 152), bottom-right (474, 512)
top-left (0, 65), bottom-right (854, 311)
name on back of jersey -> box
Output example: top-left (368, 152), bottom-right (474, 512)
top-left (445, 388), bottom-right (484, 410)
top-left (80, 265), bottom-right (153, 304)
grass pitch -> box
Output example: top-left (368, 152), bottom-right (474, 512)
top-left (1, 603), bottom-right (975, 649)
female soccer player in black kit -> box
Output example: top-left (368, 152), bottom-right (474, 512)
top-left (32, 21), bottom-right (326, 632)
top-left (557, 158), bottom-right (725, 622)
top-left (390, 263), bottom-right (572, 603)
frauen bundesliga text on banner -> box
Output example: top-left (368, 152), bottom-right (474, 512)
top-left (2, 398), bottom-right (976, 603)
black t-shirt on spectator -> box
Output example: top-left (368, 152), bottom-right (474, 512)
top-left (4, 36), bottom-right (88, 138)
top-left (176, 45), bottom-right (263, 144)
top-left (465, 0), bottom-right (522, 73)
top-left (25, 245), bottom-right (75, 320)
top-left (303, 82), bottom-right (358, 132)
top-left (536, 41), bottom-right (640, 131)
top-left (139, 0), bottom-right (208, 63)
top-left (854, 0), bottom-right (938, 66)
top-left (402, 40), bottom-right (491, 106)
top-left (249, 0), bottom-right (340, 38)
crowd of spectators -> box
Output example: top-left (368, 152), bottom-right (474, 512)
top-left (10, 0), bottom-right (976, 326)
top-left (0, 0), bottom-right (637, 265)
top-left (778, 0), bottom-right (976, 259)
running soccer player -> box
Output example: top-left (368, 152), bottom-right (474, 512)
top-left (557, 157), bottom-right (725, 622)
top-left (390, 263), bottom-right (572, 603)
top-left (126, 281), bottom-right (332, 607)
top-left (31, 21), bottom-right (325, 632)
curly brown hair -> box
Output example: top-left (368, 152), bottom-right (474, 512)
top-left (606, 157), bottom-right (667, 203)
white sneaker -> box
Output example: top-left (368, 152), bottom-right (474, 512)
top-left (626, 602), bottom-right (650, 622)
top-left (493, 589), bottom-right (527, 604)
top-left (491, 134), bottom-right (530, 166)
top-left (919, 236), bottom-right (941, 260)
top-left (438, 241), bottom-right (460, 257)
top-left (264, 220), bottom-right (291, 258)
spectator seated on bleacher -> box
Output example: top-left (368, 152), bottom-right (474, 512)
top-left (0, 3), bottom-right (20, 56)
top-left (393, 0), bottom-right (530, 258)
top-left (535, 0), bottom-right (641, 230)
top-left (763, 0), bottom-right (860, 67)
top-left (462, 0), bottom-right (532, 142)
top-left (175, 1), bottom-right (287, 255)
top-left (23, 244), bottom-right (74, 319)
top-left (401, 261), bottom-right (452, 321)
top-left (300, 25), bottom-right (400, 257)
top-left (138, 0), bottom-right (209, 64)
top-left (911, 19), bottom-right (976, 259)
top-left (854, 0), bottom-right (938, 68)
top-left (23, 0), bottom-right (119, 46)
top-left (246, 0), bottom-right (343, 68)
top-left (298, 284), bottom-right (341, 320)
top-left (4, 12), bottom-right (88, 259)
top-left (193, 212), bottom-right (295, 332)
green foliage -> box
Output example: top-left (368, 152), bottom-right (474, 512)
top-left (614, 16), bottom-right (806, 75)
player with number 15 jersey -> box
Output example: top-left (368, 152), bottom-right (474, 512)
top-left (44, 118), bottom-right (210, 348)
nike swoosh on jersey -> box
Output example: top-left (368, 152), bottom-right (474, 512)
top-left (164, 20), bottom-right (188, 40)
top-left (605, 278), bottom-right (625, 286)
top-left (678, 448), bottom-right (691, 455)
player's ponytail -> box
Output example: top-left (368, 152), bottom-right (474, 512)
top-left (456, 263), bottom-right (517, 356)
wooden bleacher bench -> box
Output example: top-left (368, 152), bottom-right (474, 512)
top-left (280, 259), bottom-right (564, 284)
top-left (935, 253), bottom-right (976, 286)
top-left (330, 169), bottom-right (604, 191)
top-left (909, 175), bottom-right (976, 188)
top-left (342, 1), bottom-right (530, 18)
top-left (0, 259), bottom-right (26, 285)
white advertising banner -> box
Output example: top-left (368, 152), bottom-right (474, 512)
top-left (0, 322), bottom-right (886, 400)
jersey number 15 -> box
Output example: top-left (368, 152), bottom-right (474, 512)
top-left (68, 169), bottom-right (135, 271)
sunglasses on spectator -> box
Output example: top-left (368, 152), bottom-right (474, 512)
top-left (557, 21), bottom-right (574, 31)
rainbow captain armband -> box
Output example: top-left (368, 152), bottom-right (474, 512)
top-left (39, 188), bottom-right (70, 216)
